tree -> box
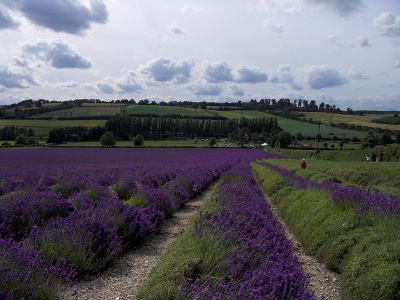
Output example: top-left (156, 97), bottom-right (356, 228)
top-left (15, 134), bottom-right (27, 145)
top-left (208, 137), bottom-right (216, 147)
top-left (339, 141), bottom-right (344, 150)
top-left (323, 142), bottom-right (328, 149)
top-left (26, 136), bottom-right (36, 145)
top-left (295, 132), bottom-right (303, 141)
top-left (100, 131), bottom-right (116, 147)
top-left (133, 134), bottom-right (144, 146)
top-left (277, 131), bottom-right (291, 148)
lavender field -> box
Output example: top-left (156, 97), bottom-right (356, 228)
top-left (1, 148), bottom-right (298, 299)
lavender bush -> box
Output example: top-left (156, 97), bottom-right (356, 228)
top-left (180, 163), bottom-right (314, 299)
top-left (0, 148), bottom-right (273, 298)
top-left (260, 161), bottom-right (400, 217)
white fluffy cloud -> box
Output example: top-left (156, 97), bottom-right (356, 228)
top-left (205, 62), bottom-right (234, 83)
top-left (116, 71), bottom-right (143, 93)
top-left (374, 12), bottom-right (400, 38)
top-left (2, 0), bottom-right (108, 34)
top-left (305, 0), bottom-right (364, 16)
top-left (0, 7), bottom-right (18, 30)
top-left (168, 23), bottom-right (185, 35)
top-left (141, 57), bottom-right (193, 84)
top-left (270, 65), bottom-right (302, 90)
top-left (0, 66), bottom-right (36, 89)
top-left (306, 65), bottom-right (347, 89)
top-left (22, 39), bottom-right (92, 69)
top-left (347, 67), bottom-right (369, 80)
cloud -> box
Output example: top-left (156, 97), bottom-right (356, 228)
top-left (374, 12), bottom-right (400, 38)
top-left (116, 71), bottom-right (143, 93)
top-left (0, 7), bottom-right (18, 30)
top-left (191, 82), bottom-right (223, 96)
top-left (347, 67), bottom-right (369, 80)
top-left (305, 0), bottom-right (364, 16)
top-left (394, 60), bottom-right (400, 69)
top-left (263, 18), bottom-right (283, 34)
top-left (22, 39), bottom-right (92, 69)
top-left (235, 66), bottom-right (268, 83)
top-left (3, 0), bottom-right (108, 34)
top-left (205, 62), bottom-right (234, 83)
top-left (270, 65), bottom-right (302, 90)
top-left (230, 84), bottom-right (245, 96)
top-left (168, 23), bottom-right (185, 35)
top-left (305, 65), bottom-right (347, 89)
top-left (97, 82), bottom-right (114, 94)
top-left (257, 0), bottom-right (301, 14)
top-left (141, 57), bottom-right (193, 84)
top-left (0, 66), bottom-right (36, 89)
top-left (180, 5), bottom-right (198, 14)
top-left (355, 36), bottom-right (371, 48)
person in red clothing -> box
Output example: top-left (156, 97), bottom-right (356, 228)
top-left (300, 158), bottom-right (307, 169)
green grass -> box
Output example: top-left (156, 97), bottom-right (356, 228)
top-left (263, 158), bottom-right (400, 195)
top-left (136, 190), bottom-right (230, 300)
top-left (252, 163), bottom-right (400, 299)
top-left (214, 110), bottom-right (367, 139)
top-left (267, 143), bottom-right (400, 162)
top-left (301, 112), bottom-right (400, 132)
top-left (33, 103), bottom-right (126, 119)
top-left (127, 105), bottom-right (219, 117)
top-left (0, 119), bottom-right (106, 138)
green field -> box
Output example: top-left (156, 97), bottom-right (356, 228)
top-left (215, 110), bottom-right (367, 139)
top-left (33, 103), bottom-right (126, 119)
top-left (263, 158), bottom-right (400, 194)
top-left (267, 144), bottom-right (400, 161)
top-left (301, 112), bottom-right (400, 131)
top-left (127, 105), bottom-right (219, 117)
top-left (0, 119), bottom-right (106, 138)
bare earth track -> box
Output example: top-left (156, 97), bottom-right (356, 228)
top-left (59, 180), bottom-right (221, 300)
top-left (257, 184), bottom-right (342, 300)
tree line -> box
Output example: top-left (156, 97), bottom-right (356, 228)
top-left (47, 116), bottom-right (279, 143)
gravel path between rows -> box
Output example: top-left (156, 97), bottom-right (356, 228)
top-left (58, 179), bottom-right (221, 300)
top-left (256, 182), bottom-right (342, 300)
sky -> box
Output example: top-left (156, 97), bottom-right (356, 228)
top-left (0, 0), bottom-right (399, 110)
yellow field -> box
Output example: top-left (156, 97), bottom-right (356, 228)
top-left (300, 112), bottom-right (400, 131)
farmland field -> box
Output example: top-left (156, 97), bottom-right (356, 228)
top-left (0, 119), bottom-right (106, 138)
top-left (300, 112), bottom-right (400, 131)
top-left (126, 105), bottom-right (219, 117)
top-left (32, 103), bottom-right (126, 119)
top-left (215, 110), bottom-right (367, 139)
top-left (253, 158), bottom-right (400, 299)
top-left (0, 148), bottom-right (285, 299)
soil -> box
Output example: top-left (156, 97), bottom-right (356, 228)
top-left (58, 180), bottom-right (221, 300)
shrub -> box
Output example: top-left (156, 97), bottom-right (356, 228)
top-left (133, 134), bottom-right (144, 146)
top-left (14, 134), bottom-right (27, 145)
top-left (99, 131), bottom-right (116, 147)
top-left (25, 136), bottom-right (37, 145)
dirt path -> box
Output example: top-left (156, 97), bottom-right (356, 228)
top-left (257, 184), bottom-right (342, 299)
top-left (59, 180), bottom-right (221, 300)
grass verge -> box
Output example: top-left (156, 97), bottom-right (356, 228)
top-left (252, 162), bottom-right (400, 299)
top-left (136, 191), bottom-right (228, 299)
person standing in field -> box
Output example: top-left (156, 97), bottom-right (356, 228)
top-left (371, 152), bottom-right (377, 162)
top-left (301, 158), bottom-right (307, 169)
top-left (378, 151), bottom-right (383, 162)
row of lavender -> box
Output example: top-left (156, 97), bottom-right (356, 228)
top-left (0, 149), bottom-right (269, 299)
top-left (259, 161), bottom-right (400, 217)
top-left (180, 163), bottom-right (314, 299)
